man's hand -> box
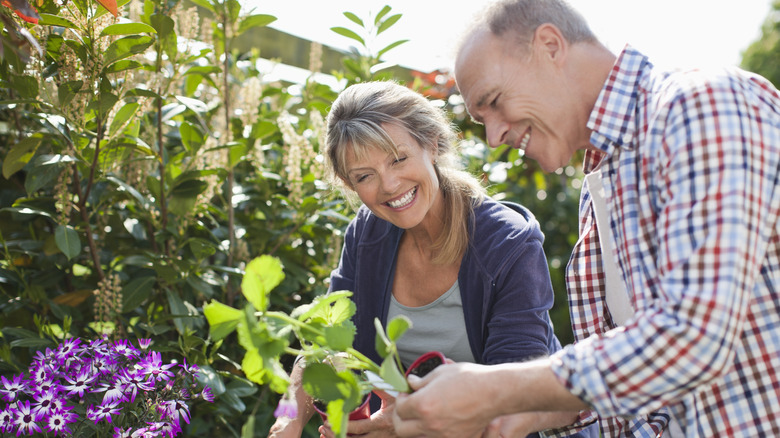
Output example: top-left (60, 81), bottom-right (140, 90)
top-left (392, 362), bottom-right (500, 437)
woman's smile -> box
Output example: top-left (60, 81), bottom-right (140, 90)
top-left (386, 186), bottom-right (418, 209)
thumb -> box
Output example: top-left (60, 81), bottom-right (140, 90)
top-left (373, 389), bottom-right (396, 402)
top-left (406, 374), bottom-right (426, 391)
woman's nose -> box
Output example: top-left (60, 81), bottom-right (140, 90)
top-left (379, 172), bottom-right (401, 194)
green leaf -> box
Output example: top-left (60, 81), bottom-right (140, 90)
top-left (241, 349), bottom-right (266, 384)
top-left (342, 12), bottom-right (363, 27)
top-left (323, 325), bottom-right (355, 352)
top-left (54, 225), bottom-right (81, 260)
top-left (166, 290), bottom-right (200, 334)
top-left (374, 5), bottom-right (391, 25)
top-left (326, 399), bottom-right (347, 438)
top-left (294, 291), bottom-right (354, 324)
top-left (376, 13), bottom-right (402, 36)
top-left (150, 14), bottom-right (176, 59)
top-left (241, 415), bottom-right (255, 438)
top-left (377, 39), bottom-right (409, 59)
top-left (10, 74), bottom-right (38, 99)
top-left (187, 0), bottom-right (215, 14)
top-left (24, 154), bottom-right (75, 194)
top-left (386, 315), bottom-right (411, 342)
top-left (379, 355), bottom-right (409, 393)
top-left (251, 120), bottom-right (278, 139)
top-left (237, 14), bottom-right (277, 35)
top-left (38, 13), bottom-right (78, 28)
top-left (302, 363), bottom-right (350, 402)
top-left (203, 300), bottom-right (243, 340)
top-left (109, 102), bottom-right (140, 136)
top-left (330, 27), bottom-right (365, 46)
top-left (121, 275), bottom-right (155, 310)
top-left (3, 135), bottom-right (42, 179)
top-left (103, 59), bottom-right (143, 74)
top-left (101, 22), bottom-right (157, 36)
top-left (104, 35), bottom-right (154, 67)
top-left (241, 255), bottom-right (285, 312)
top-left (374, 317), bottom-right (391, 358)
top-left (179, 121), bottom-right (204, 153)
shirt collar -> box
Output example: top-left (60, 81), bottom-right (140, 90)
top-left (586, 44), bottom-right (651, 168)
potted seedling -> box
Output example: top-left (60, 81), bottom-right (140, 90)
top-left (203, 255), bottom-right (411, 438)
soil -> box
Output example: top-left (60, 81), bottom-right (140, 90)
top-left (406, 355), bottom-right (444, 378)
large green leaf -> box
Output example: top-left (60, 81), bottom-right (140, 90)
top-left (237, 14), bottom-right (276, 35)
top-left (54, 225), bottom-right (80, 260)
top-left (101, 22), bottom-right (156, 36)
top-left (241, 255), bottom-right (284, 312)
top-left (203, 300), bottom-right (243, 340)
top-left (109, 102), bottom-right (140, 136)
top-left (57, 81), bottom-right (83, 108)
top-left (103, 35), bottom-right (154, 68)
top-left (179, 121), bottom-right (204, 153)
top-left (38, 13), bottom-right (77, 28)
top-left (2, 135), bottom-right (41, 179)
top-left (330, 27), bottom-right (365, 46)
top-left (121, 275), bottom-right (156, 310)
top-left (386, 315), bottom-right (411, 342)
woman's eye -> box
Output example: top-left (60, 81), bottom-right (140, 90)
top-left (393, 156), bottom-right (407, 165)
top-left (356, 174), bottom-right (369, 183)
top-left (490, 96), bottom-right (499, 108)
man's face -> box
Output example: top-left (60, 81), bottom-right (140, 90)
top-left (455, 28), bottom-right (586, 172)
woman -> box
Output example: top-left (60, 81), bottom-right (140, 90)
top-left (269, 81), bottom-right (596, 437)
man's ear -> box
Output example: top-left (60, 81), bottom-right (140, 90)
top-left (533, 23), bottom-right (567, 64)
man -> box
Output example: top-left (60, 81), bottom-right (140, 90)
top-left (392, 0), bottom-right (780, 437)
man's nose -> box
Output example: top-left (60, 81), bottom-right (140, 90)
top-left (485, 118), bottom-right (509, 148)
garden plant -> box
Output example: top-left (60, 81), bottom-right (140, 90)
top-left (0, 0), bottom-right (599, 435)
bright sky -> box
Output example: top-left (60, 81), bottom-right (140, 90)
top-left (246, 0), bottom-right (772, 74)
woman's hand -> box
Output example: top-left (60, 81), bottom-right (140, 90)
top-left (319, 390), bottom-right (398, 438)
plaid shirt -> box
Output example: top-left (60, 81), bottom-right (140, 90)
top-left (550, 46), bottom-right (780, 437)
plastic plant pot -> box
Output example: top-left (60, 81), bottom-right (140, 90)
top-left (405, 351), bottom-right (447, 378)
top-left (313, 391), bottom-right (373, 427)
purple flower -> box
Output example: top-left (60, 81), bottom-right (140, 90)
top-left (162, 399), bottom-right (191, 424)
top-left (13, 400), bottom-right (42, 435)
top-left (114, 426), bottom-right (133, 437)
top-left (45, 411), bottom-right (74, 437)
top-left (112, 340), bottom-right (140, 358)
top-left (0, 374), bottom-right (26, 402)
top-left (137, 338), bottom-right (152, 350)
top-left (0, 406), bottom-right (16, 433)
top-left (273, 398), bottom-right (298, 419)
top-left (30, 388), bottom-right (61, 418)
top-left (88, 399), bottom-right (123, 424)
top-left (200, 387), bottom-right (214, 402)
top-left (92, 379), bottom-right (127, 403)
top-left (117, 368), bottom-right (155, 403)
top-left (55, 337), bottom-right (82, 362)
top-left (62, 368), bottom-right (97, 398)
top-left (138, 351), bottom-right (175, 383)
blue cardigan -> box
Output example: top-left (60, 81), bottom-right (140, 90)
top-left (329, 197), bottom-right (563, 366)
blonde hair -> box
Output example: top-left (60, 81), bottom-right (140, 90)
top-left (325, 81), bottom-right (486, 265)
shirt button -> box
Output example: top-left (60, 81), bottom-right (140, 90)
top-left (622, 133), bottom-right (632, 144)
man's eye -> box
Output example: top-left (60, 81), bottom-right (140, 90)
top-left (490, 96), bottom-right (499, 108)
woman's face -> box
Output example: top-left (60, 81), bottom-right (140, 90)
top-left (344, 123), bottom-right (442, 231)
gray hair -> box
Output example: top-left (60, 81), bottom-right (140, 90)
top-left (325, 81), bottom-right (486, 265)
top-left (465, 0), bottom-right (597, 50)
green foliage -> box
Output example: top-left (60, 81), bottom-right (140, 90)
top-left (741, 0), bottom-right (780, 88)
top-left (0, 0), bottom-right (585, 436)
top-left (204, 254), bottom-right (409, 438)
